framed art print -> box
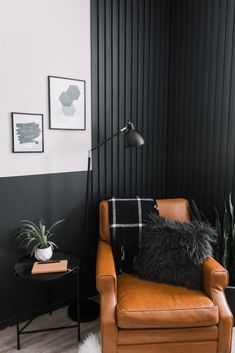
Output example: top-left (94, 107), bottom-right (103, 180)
top-left (48, 76), bottom-right (86, 130)
top-left (12, 112), bottom-right (44, 153)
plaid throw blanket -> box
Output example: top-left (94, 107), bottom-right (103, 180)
top-left (108, 197), bottom-right (159, 274)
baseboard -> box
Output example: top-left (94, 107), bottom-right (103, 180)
top-left (0, 295), bottom-right (76, 331)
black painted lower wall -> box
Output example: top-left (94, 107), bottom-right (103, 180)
top-left (0, 171), bottom-right (97, 327)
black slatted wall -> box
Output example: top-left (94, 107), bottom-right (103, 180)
top-left (91, 0), bottom-right (170, 203)
top-left (166, 0), bottom-right (235, 216)
top-left (91, 0), bottom-right (235, 221)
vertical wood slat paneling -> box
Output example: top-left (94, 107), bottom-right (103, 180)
top-left (166, 0), bottom-right (235, 217)
top-left (158, 0), bottom-right (170, 195)
top-left (146, 0), bottom-right (156, 196)
top-left (136, 0), bottom-right (145, 196)
top-left (226, 2), bottom-right (235, 195)
top-left (142, 0), bottom-right (150, 196)
top-left (105, 0), bottom-right (112, 198)
top-left (91, 0), bottom-right (235, 220)
top-left (98, 0), bottom-right (106, 200)
top-left (118, 0), bottom-right (126, 197)
top-left (111, 0), bottom-right (119, 197)
top-left (130, 0), bottom-right (138, 197)
top-left (125, 0), bottom-right (132, 197)
top-left (91, 0), bottom-right (170, 204)
top-left (91, 0), bottom-right (99, 206)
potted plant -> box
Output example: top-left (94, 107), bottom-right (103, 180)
top-left (17, 218), bottom-right (64, 261)
top-left (190, 195), bottom-right (235, 320)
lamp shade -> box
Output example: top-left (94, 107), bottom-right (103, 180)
top-left (125, 122), bottom-right (145, 148)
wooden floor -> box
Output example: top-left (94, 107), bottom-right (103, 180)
top-left (0, 307), bottom-right (234, 353)
top-left (0, 307), bottom-right (99, 353)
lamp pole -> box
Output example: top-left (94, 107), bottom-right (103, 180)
top-left (84, 125), bottom-right (127, 244)
top-left (68, 122), bottom-right (144, 322)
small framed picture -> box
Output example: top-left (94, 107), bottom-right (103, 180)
top-left (48, 75), bottom-right (86, 130)
top-left (12, 112), bottom-right (44, 153)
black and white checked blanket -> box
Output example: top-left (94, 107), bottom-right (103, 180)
top-left (108, 197), bottom-right (159, 274)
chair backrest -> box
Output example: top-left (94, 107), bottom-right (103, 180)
top-left (99, 198), bottom-right (190, 243)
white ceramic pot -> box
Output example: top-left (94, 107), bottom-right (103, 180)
top-left (35, 246), bottom-right (53, 261)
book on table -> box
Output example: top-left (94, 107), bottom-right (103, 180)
top-left (31, 260), bottom-right (68, 274)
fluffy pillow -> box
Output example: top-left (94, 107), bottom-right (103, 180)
top-left (133, 214), bottom-right (216, 290)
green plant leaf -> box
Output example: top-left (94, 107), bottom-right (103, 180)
top-left (214, 207), bottom-right (221, 233)
top-left (189, 200), bottom-right (201, 221)
top-left (19, 236), bottom-right (34, 245)
top-left (48, 241), bottom-right (58, 249)
top-left (214, 207), bottom-right (222, 262)
top-left (20, 223), bottom-right (42, 240)
top-left (39, 219), bottom-right (46, 237)
top-left (16, 230), bottom-right (33, 239)
top-left (17, 218), bottom-right (60, 255)
top-left (229, 194), bottom-right (234, 222)
top-left (31, 243), bottom-right (40, 257)
top-left (222, 203), bottom-right (231, 269)
top-left (48, 219), bottom-right (65, 234)
top-left (47, 232), bottom-right (54, 239)
top-left (26, 238), bottom-right (37, 249)
top-left (20, 220), bottom-right (42, 234)
top-left (188, 194), bottom-right (235, 283)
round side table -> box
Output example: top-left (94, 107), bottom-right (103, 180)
top-left (14, 251), bottom-right (80, 350)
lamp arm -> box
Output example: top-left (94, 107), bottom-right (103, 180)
top-left (89, 126), bottom-right (127, 155)
top-left (85, 123), bottom-right (127, 243)
top-left (82, 124), bottom-right (127, 299)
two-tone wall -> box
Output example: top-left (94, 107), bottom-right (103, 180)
top-left (2, 0), bottom-right (235, 328)
top-left (0, 0), bottom-right (91, 327)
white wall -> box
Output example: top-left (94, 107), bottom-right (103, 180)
top-left (0, 0), bottom-right (91, 177)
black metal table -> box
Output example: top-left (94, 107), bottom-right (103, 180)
top-left (14, 251), bottom-right (80, 350)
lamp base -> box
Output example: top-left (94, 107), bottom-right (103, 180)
top-left (68, 298), bottom-right (99, 322)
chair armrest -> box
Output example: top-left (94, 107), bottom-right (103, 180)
top-left (96, 239), bottom-right (117, 293)
top-left (203, 256), bottom-right (228, 297)
top-left (203, 256), bottom-right (233, 353)
top-left (96, 239), bottom-right (118, 353)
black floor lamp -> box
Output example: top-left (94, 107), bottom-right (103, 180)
top-left (68, 121), bottom-right (144, 322)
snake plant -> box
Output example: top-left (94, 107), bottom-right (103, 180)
top-left (17, 218), bottom-right (64, 257)
top-left (190, 194), bottom-right (235, 285)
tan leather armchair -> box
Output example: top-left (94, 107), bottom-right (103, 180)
top-left (96, 198), bottom-right (233, 353)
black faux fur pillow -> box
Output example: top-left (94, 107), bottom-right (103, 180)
top-left (133, 214), bottom-right (216, 290)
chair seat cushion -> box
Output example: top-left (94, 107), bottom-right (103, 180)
top-left (117, 274), bottom-right (219, 329)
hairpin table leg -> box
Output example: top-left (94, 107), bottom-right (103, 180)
top-left (15, 273), bottom-right (20, 350)
top-left (76, 268), bottom-right (80, 341)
